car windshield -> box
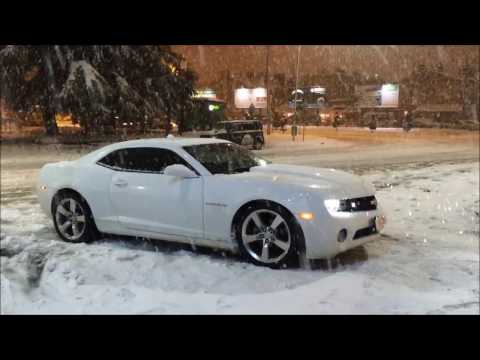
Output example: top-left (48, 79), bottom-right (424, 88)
top-left (183, 142), bottom-right (269, 175)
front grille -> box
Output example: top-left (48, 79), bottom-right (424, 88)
top-left (340, 196), bottom-right (377, 212)
top-left (353, 224), bottom-right (378, 240)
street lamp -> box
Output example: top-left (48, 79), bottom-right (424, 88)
top-left (293, 45), bottom-right (302, 141)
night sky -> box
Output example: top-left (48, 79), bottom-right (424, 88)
top-left (173, 45), bottom-right (479, 86)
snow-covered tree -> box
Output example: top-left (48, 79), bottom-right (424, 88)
top-left (270, 74), bottom-right (289, 115)
top-left (0, 45), bottom-right (197, 136)
top-left (0, 46), bottom-right (61, 135)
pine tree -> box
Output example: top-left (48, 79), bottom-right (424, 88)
top-left (0, 45), bottom-right (197, 137)
top-left (0, 46), bottom-right (62, 135)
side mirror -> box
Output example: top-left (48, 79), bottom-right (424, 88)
top-left (163, 164), bottom-right (197, 178)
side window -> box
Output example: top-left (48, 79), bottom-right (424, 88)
top-left (102, 147), bottom-right (196, 174)
top-left (97, 150), bottom-right (124, 169)
top-left (122, 148), bottom-right (168, 173)
top-left (98, 148), bottom-right (195, 173)
top-left (120, 148), bottom-right (152, 172)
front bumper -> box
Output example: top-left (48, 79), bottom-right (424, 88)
top-left (298, 205), bottom-right (386, 260)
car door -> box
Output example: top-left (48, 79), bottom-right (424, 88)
top-left (109, 147), bottom-right (204, 240)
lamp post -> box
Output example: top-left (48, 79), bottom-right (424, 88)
top-left (265, 45), bottom-right (271, 135)
top-left (293, 45), bottom-right (302, 141)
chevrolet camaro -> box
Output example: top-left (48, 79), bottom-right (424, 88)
top-left (37, 137), bottom-right (386, 268)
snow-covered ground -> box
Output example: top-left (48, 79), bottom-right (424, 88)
top-left (1, 143), bottom-right (479, 314)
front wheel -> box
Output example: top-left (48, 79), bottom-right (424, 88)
top-left (235, 203), bottom-right (303, 268)
top-left (52, 191), bottom-right (98, 243)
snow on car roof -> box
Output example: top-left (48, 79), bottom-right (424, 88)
top-left (118, 137), bottom-right (229, 147)
top-left (79, 137), bottom-right (230, 163)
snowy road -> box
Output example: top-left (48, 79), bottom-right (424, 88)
top-left (1, 141), bottom-right (479, 314)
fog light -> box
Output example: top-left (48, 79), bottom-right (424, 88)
top-left (375, 215), bottom-right (386, 231)
top-left (337, 229), bottom-right (347, 242)
top-left (299, 212), bottom-right (314, 221)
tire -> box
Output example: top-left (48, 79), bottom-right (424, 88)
top-left (240, 134), bottom-right (254, 147)
top-left (253, 137), bottom-right (264, 150)
top-left (52, 191), bottom-right (99, 243)
top-left (234, 201), bottom-right (304, 269)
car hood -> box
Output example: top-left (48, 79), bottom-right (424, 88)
top-left (239, 164), bottom-right (374, 199)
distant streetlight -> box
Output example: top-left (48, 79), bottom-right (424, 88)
top-left (293, 45), bottom-right (301, 142)
top-left (265, 45), bottom-right (271, 135)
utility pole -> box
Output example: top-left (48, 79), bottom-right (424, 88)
top-left (293, 45), bottom-right (302, 141)
top-left (303, 107), bottom-right (306, 141)
top-left (265, 45), bottom-right (271, 135)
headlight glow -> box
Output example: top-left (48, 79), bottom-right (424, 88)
top-left (324, 199), bottom-right (340, 214)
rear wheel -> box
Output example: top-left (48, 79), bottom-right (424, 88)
top-left (240, 134), bottom-right (254, 147)
top-left (52, 191), bottom-right (98, 243)
top-left (253, 136), bottom-right (264, 150)
top-left (235, 202), bottom-right (303, 268)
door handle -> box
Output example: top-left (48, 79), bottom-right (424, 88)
top-left (113, 179), bottom-right (128, 188)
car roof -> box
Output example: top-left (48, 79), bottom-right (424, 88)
top-left (109, 137), bottom-right (229, 149)
top-left (81, 137), bottom-right (230, 163)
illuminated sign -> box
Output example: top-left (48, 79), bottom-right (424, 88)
top-left (380, 84), bottom-right (399, 107)
top-left (288, 86), bottom-right (328, 109)
top-left (234, 87), bottom-right (267, 109)
top-left (310, 87), bottom-right (326, 94)
top-left (194, 88), bottom-right (217, 99)
top-left (208, 104), bottom-right (221, 111)
top-left (355, 84), bottom-right (399, 108)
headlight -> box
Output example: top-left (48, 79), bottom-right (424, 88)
top-left (324, 199), bottom-right (340, 213)
top-left (324, 196), bottom-right (378, 215)
top-left (324, 199), bottom-right (350, 215)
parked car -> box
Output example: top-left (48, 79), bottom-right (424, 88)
top-left (200, 120), bottom-right (265, 150)
top-left (37, 137), bottom-right (386, 268)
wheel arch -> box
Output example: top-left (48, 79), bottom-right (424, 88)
top-left (230, 199), bottom-right (306, 252)
top-left (51, 188), bottom-right (94, 218)
top-left (51, 187), bottom-right (101, 241)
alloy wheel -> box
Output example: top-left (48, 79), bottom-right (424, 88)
top-left (241, 209), bottom-right (291, 264)
top-left (55, 198), bottom-right (86, 241)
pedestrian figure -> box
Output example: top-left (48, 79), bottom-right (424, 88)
top-left (403, 110), bottom-right (413, 132)
top-left (369, 114), bottom-right (377, 132)
top-left (247, 103), bottom-right (256, 120)
top-left (281, 115), bottom-right (288, 133)
top-left (333, 112), bottom-right (341, 131)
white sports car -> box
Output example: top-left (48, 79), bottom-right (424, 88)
top-left (37, 137), bottom-right (386, 268)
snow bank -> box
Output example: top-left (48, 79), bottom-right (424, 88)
top-left (1, 161), bottom-right (478, 314)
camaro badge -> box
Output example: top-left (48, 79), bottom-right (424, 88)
top-left (205, 202), bottom-right (227, 207)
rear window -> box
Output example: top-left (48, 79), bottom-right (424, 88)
top-left (229, 122), bottom-right (261, 131)
top-left (98, 150), bottom-right (124, 169)
top-left (97, 147), bottom-right (195, 173)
